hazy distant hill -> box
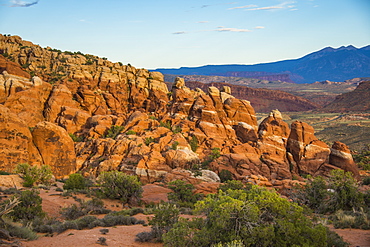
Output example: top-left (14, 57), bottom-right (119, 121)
top-left (154, 45), bottom-right (370, 83)
top-left (321, 81), bottom-right (370, 112)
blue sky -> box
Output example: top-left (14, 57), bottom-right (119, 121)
top-left (0, 0), bottom-right (369, 69)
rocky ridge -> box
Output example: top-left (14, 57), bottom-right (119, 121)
top-left (0, 35), bottom-right (359, 192)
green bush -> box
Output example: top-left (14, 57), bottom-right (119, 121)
top-left (126, 130), bottom-right (136, 135)
top-left (69, 133), bottom-right (84, 142)
top-left (163, 185), bottom-right (329, 247)
top-left (97, 171), bottom-right (143, 205)
top-left (63, 173), bottom-right (89, 190)
top-left (171, 141), bottom-right (179, 150)
top-left (189, 135), bottom-right (198, 152)
top-left (9, 190), bottom-right (46, 223)
top-left (138, 203), bottom-right (180, 242)
top-left (0, 170), bottom-right (10, 175)
top-left (219, 169), bottom-right (233, 183)
top-left (167, 180), bottom-right (202, 208)
top-left (218, 180), bottom-right (251, 192)
top-left (34, 214), bottom-right (142, 234)
top-left (172, 126), bottom-right (182, 134)
top-left (291, 170), bottom-right (365, 214)
top-left (6, 224), bottom-right (38, 240)
top-left (14, 163), bottom-right (53, 187)
top-left (331, 209), bottom-right (370, 230)
top-left (144, 137), bottom-right (155, 146)
top-left (353, 145), bottom-right (370, 170)
top-left (104, 125), bottom-right (124, 139)
top-left (61, 198), bottom-right (110, 220)
top-left (326, 170), bottom-right (364, 212)
top-left (362, 176), bottom-right (370, 185)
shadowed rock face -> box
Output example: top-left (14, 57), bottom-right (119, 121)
top-left (0, 35), bottom-right (360, 185)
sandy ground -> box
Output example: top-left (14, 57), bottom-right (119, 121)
top-left (330, 227), bottom-right (370, 247)
top-left (22, 225), bottom-right (162, 247)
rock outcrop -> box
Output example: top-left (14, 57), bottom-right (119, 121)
top-left (0, 35), bottom-right (360, 188)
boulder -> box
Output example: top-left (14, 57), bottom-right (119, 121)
top-left (32, 121), bottom-right (77, 178)
top-left (287, 121), bottom-right (330, 175)
top-left (329, 141), bottom-right (360, 179)
top-left (0, 105), bottom-right (42, 172)
top-left (257, 109), bottom-right (291, 179)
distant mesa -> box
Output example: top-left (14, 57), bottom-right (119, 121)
top-left (152, 45), bottom-right (370, 83)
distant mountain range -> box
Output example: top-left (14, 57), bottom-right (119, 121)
top-left (153, 45), bottom-right (370, 83)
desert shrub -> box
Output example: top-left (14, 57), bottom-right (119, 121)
top-left (102, 214), bottom-right (138, 227)
top-left (69, 133), bottom-right (84, 142)
top-left (219, 169), bottom-right (233, 183)
top-left (35, 214), bottom-right (141, 234)
top-left (213, 240), bottom-right (245, 247)
top-left (290, 170), bottom-right (364, 214)
top-left (9, 190), bottom-right (45, 223)
top-left (100, 228), bottom-right (109, 234)
top-left (136, 231), bottom-right (156, 242)
top-left (218, 180), bottom-right (250, 192)
top-left (144, 137), bottom-right (155, 146)
top-left (172, 126), bottom-right (182, 134)
top-left (96, 237), bottom-right (107, 245)
top-left (326, 170), bottom-right (364, 212)
top-left (210, 147), bottom-right (221, 160)
top-left (167, 180), bottom-right (202, 208)
top-left (290, 175), bottom-right (329, 214)
top-left (171, 141), bottom-right (179, 150)
top-left (63, 173), bottom-right (90, 190)
top-left (331, 209), bottom-right (370, 230)
top-left (97, 171), bottom-right (143, 205)
top-left (0, 170), bottom-right (10, 175)
top-left (142, 203), bottom-right (179, 242)
top-left (325, 227), bottom-right (349, 247)
top-left (160, 121), bottom-right (171, 129)
top-left (14, 163), bottom-right (53, 187)
top-left (61, 198), bottom-right (110, 220)
top-left (61, 204), bottom-right (86, 220)
top-left (353, 145), bottom-right (370, 170)
top-left (362, 176), bottom-right (370, 185)
top-left (189, 135), bottom-right (198, 152)
top-left (163, 185), bottom-right (328, 247)
top-left (6, 224), bottom-right (38, 240)
top-left (104, 125), bottom-right (124, 139)
top-left (126, 130), bottom-right (136, 135)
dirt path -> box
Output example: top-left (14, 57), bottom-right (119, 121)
top-left (330, 227), bottom-right (370, 247)
top-left (22, 225), bottom-right (163, 247)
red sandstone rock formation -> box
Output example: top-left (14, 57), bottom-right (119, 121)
top-left (0, 35), bottom-right (360, 188)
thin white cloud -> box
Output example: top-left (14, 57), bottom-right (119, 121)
top-left (172, 31), bottom-right (187, 35)
top-left (228, 5), bottom-right (257, 10)
top-left (254, 26), bottom-right (265, 29)
top-left (197, 21), bottom-right (209, 24)
top-left (215, 27), bottom-right (251, 32)
top-left (246, 1), bottom-right (296, 11)
top-left (247, 6), bottom-right (283, 10)
top-left (10, 0), bottom-right (38, 7)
